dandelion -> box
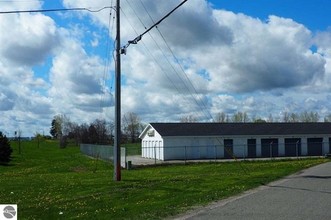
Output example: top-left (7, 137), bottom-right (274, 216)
top-left (10, 192), bottom-right (14, 194)
top-left (59, 211), bottom-right (63, 215)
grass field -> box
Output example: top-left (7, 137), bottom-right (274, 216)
top-left (0, 140), bottom-right (329, 219)
top-left (122, 142), bottom-right (141, 155)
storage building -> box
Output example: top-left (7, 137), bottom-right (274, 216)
top-left (139, 122), bottom-right (331, 160)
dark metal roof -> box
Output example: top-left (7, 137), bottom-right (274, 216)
top-left (149, 122), bottom-right (331, 137)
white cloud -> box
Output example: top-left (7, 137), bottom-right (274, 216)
top-left (49, 30), bottom-right (113, 115)
top-left (0, 13), bottom-right (59, 66)
top-left (60, 0), bottom-right (331, 123)
top-left (1, 0), bottom-right (331, 136)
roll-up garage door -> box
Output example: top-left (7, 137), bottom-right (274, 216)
top-left (285, 138), bottom-right (301, 157)
top-left (307, 138), bottom-right (323, 156)
top-left (261, 138), bottom-right (278, 157)
top-left (224, 139), bottom-right (233, 159)
top-left (247, 139), bottom-right (256, 158)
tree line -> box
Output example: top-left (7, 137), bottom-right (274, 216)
top-left (50, 112), bottom-right (144, 147)
top-left (181, 111), bottom-right (330, 123)
top-left (49, 110), bottom-right (331, 147)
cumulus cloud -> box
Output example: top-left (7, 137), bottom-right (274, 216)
top-left (1, 0), bottom-right (331, 136)
top-left (62, 0), bottom-right (330, 121)
top-left (156, 0), bottom-right (233, 48)
top-left (314, 30), bottom-right (331, 88)
top-left (0, 13), bottom-right (60, 65)
top-left (201, 12), bottom-right (325, 93)
top-left (48, 28), bottom-right (113, 120)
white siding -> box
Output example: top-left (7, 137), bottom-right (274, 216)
top-left (140, 124), bottom-right (331, 161)
top-left (301, 138), bottom-right (308, 156)
top-left (323, 137), bottom-right (329, 155)
top-left (279, 138), bottom-right (285, 156)
top-left (140, 126), bottom-right (164, 160)
top-left (256, 138), bottom-right (261, 157)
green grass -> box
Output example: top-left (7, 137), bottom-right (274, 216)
top-left (0, 140), bottom-right (329, 219)
top-left (122, 142), bottom-right (141, 155)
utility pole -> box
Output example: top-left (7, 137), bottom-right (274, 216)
top-left (113, 0), bottom-right (188, 181)
top-left (114, 0), bottom-right (121, 181)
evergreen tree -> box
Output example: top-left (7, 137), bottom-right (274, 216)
top-left (50, 116), bottom-right (62, 139)
top-left (0, 132), bottom-right (12, 165)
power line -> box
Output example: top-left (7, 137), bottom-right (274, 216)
top-left (133, 1), bottom-right (249, 174)
top-left (122, 0), bottom-right (188, 51)
top-left (123, 0), bottom-right (212, 121)
top-left (125, 0), bottom-right (147, 30)
top-left (156, 28), bottom-right (214, 120)
top-left (120, 7), bottom-right (183, 94)
top-left (139, 0), bottom-right (155, 24)
top-left (137, 0), bottom-right (213, 121)
top-left (0, 6), bottom-right (114, 14)
top-left (100, 5), bottom-right (115, 118)
top-left (121, 3), bottom-right (201, 111)
top-left (122, 0), bottom-right (196, 99)
top-left (1, 0), bottom-right (40, 1)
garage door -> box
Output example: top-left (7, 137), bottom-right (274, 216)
top-left (285, 138), bottom-right (301, 157)
top-left (261, 138), bottom-right (278, 157)
top-left (247, 139), bottom-right (256, 158)
top-left (307, 138), bottom-right (323, 156)
top-left (224, 139), bottom-right (233, 159)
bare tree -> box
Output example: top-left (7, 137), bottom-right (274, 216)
top-left (300, 111), bottom-right (319, 122)
top-left (122, 112), bottom-right (143, 143)
top-left (282, 112), bottom-right (290, 122)
top-left (215, 112), bottom-right (228, 122)
top-left (92, 119), bottom-right (110, 144)
top-left (289, 113), bottom-right (299, 122)
top-left (180, 115), bottom-right (198, 123)
top-left (79, 123), bottom-right (90, 144)
top-left (50, 115), bottom-right (114, 145)
top-left (88, 124), bottom-right (98, 144)
top-left (67, 122), bottom-right (80, 146)
top-left (232, 111), bottom-right (250, 122)
top-left (324, 113), bottom-right (331, 122)
top-left (268, 113), bottom-right (274, 122)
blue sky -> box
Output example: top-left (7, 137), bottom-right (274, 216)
top-left (0, 0), bottom-right (331, 136)
top-left (212, 0), bottom-right (330, 31)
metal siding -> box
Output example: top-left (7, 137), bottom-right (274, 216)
top-left (261, 138), bottom-right (278, 157)
top-left (307, 138), bottom-right (323, 156)
top-left (285, 138), bottom-right (301, 157)
top-left (224, 139), bottom-right (233, 159)
top-left (247, 139), bottom-right (256, 158)
top-left (142, 123), bottom-right (331, 160)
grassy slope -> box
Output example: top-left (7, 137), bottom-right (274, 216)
top-left (0, 140), bottom-right (328, 219)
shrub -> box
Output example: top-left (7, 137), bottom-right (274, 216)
top-left (0, 132), bottom-right (13, 165)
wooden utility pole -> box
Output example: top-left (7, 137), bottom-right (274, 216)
top-left (114, 0), bottom-right (121, 181)
top-left (112, 0), bottom-right (188, 181)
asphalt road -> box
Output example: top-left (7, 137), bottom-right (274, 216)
top-left (176, 162), bottom-right (331, 220)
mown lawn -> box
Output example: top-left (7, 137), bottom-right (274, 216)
top-left (0, 140), bottom-right (329, 219)
top-left (122, 142), bottom-right (141, 155)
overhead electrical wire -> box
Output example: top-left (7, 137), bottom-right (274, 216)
top-left (120, 8), bottom-right (184, 96)
top-left (125, 0), bottom-right (147, 30)
top-left (122, 1), bottom-right (199, 104)
top-left (0, 0), bottom-right (43, 2)
top-left (0, 6), bottom-right (114, 14)
top-left (133, 0), bottom-right (213, 121)
top-left (1, 0), bottom-right (249, 173)
top-left (122, 0), bottom-right (187, 50)
top-left (99, 5), bottom-right (115, 117)
top-left (0, 3), bottom-right (117, 118)
top-left (129, 0), bottom-right (249, 174)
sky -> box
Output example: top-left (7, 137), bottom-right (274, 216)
top-left (0, 0), bottom-right (331, 137)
